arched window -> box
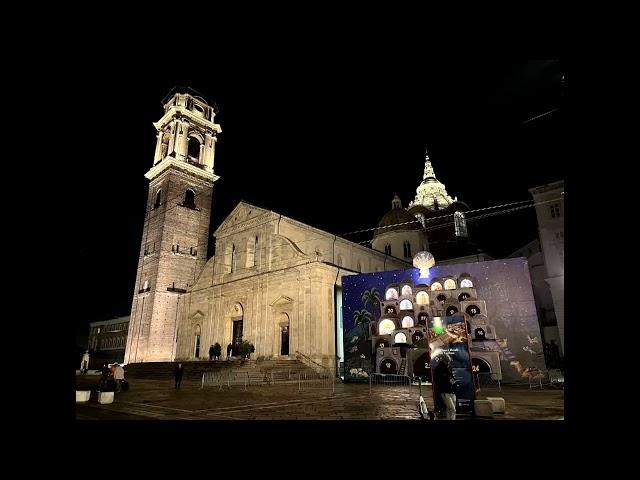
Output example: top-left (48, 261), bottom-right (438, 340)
top-left (231, 244), bottom-right (236, 273)
top-left (402, 316), bottom-right (414, 328)
top-left (394, 332), bottom-right (408, 344)
top-left (460, 278), bottom-right (473, 288)
top-left (384, 244), bottom-right (392, 255)
top-left (446, 305), bottom-right (459, 316)
top-left (385, 288), bottom-right (398, 300)
top-left (254, 236), bottom-right (259, 267)
top-left (401, 285), bottom-right (413, 296)
top-left (458, 292), bottom-right (471, 301)
top-left (188, 137), bottom-right (201, 161)
top-left (194, 334), bottom-right (201, 358)
top-left (403, 241), bottom-right (412, 258)
top-left (431, 282), bottom-right (443, 291)
top-left (444, 279), bottom-right (457, 290)
top-left (154, 189), bottom-right (161, 209)
top-left (454, 211), bottom-right (468, 237)
top-left (184, 189), bottom-right (196, 208)
top-left (378, 319), bottom-right (396, 335)
top-left (400, 299), bottom-right (413, 310)
top-left (143, 280), bottom-right (149, 291)
top-left (416, 291), bottom-right (429, 305)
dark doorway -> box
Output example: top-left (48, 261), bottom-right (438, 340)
top-left (380, 358), bottom-right (398, 374)
top-left (232, 320), bottom-right (243, 355)
top-left (280, 325), bottom-right (289, 356)
top-left (413, 352), bottom-right (431, 382)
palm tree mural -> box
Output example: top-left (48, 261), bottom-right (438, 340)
top-left (362, 287), bottom-right (382, 320)
top-left (353, 309), bottom-right (372, 330)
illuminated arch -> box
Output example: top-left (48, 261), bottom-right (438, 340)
top-left (385, 288), bottom-right (398, 300)
top-left (401, 285), bottom-right (413, 296)
top-left (400, 299), bottom-right (413, 310)
top-left (402, 316), bottom-right (414, 328)
top-left (378, 319), bottom-right (396, 335)
top-left (431, 282), bottom-right (443, 291)
top-left (394, 332), bottom-right (408, 344)
top-left (460, 278), bottom-right (473, 288)
top-left (416, 291), bottom-right (429, 305)
top-left (444, 279), bottom-right (457, 290)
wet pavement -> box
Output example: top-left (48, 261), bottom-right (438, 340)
top-left (75, 376), bottom-right (564, 421)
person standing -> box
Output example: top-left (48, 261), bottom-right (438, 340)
top-left (174, 363), bottom-right (184, 389)
top-left (209, 345), bottom-right (215, 361)
top-left (226, 343), bottom-right (232, 360)
top-left (100, 363), bottom-right (110, 390)
top-left (433, 355), bottom-right (457, 420)
top-left (113, 362), bottom-right (125, 392)
top-left (80, 350), bottom-right (90, 374)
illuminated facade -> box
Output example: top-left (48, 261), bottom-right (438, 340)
top-left (172, 202), bottom-right (408, 370)
top-left (125, 92), bottom-right (220, 363)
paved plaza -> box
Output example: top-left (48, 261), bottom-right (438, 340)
top-left (75, 375), bottom-right (564, 421)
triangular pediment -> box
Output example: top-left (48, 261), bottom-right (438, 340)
top-left (215, 201), bottom-right (272, 234)
top-left (270, 295), bottom-right (294, 307)
top-left (191, 310), bottom-right (205, 320)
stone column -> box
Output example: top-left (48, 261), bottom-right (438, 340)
top-left (167, 122), bottom-right (176, 156)
top-left (175, 119), bottom-right (188, 159)
top-left (203, 132), bottom-right (213, 168)
top-left (153, 130), bottom-right (164, 163)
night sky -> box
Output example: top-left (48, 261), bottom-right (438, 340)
top-left (73, 58), bottom-right (565, 347)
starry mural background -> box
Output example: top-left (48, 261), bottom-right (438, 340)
top-left (342, 257), bottom-right (545, 383)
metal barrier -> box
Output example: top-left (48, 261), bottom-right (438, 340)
top-left (475, 372), bottom-right (502, 392)
top-left (369, 373), bottom-right (413, 394)
top-left (201, 369), bottom-right (302, 391)
top-left (528, 369), bottom-right (565, 389)
top-left (298, 371), bottom-right (335, 394)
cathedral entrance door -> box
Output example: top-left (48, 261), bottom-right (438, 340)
top-left (232, 320), bottom-right (243, 356)
top-left (280, 325), bottom-right (289, 356)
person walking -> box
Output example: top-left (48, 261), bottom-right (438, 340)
top-left (174, 363), bottom-right (184, 390)
top-left (433, 354), bottom-right (457, 420)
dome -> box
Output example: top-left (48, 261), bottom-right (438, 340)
top-left (374, 207), bottom-right (422, 238)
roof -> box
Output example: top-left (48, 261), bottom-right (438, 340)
top-left (374, 208), bottom-right (422, 238)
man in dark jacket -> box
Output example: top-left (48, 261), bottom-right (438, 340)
top-left (174, 363), bottom-right (184, 390)
top-left (209, 345), bottom-right (215, 361)
top-left (433, 356), bottom-right (456, 420)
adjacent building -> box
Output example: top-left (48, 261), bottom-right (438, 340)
top-left (87, 316), bottom-right (130, 369)
top-left (529, 181), bottom-right (564, 353)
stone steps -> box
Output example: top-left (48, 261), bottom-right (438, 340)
top-left (124, 358), bottom-right (317, 381)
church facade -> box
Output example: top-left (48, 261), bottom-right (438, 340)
top-left (124, 91), bottom-right (408, 368)
top-left (172, 202), bottom-right (408, 370)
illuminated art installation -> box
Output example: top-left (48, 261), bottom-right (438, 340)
top-left (413, 251), bottom-right (435, 278)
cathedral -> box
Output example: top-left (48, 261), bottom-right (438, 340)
top-left (124, 91), bottom-right (478, 371)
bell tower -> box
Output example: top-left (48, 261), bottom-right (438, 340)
top-left (125, 90), bottom-right (221, 363)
